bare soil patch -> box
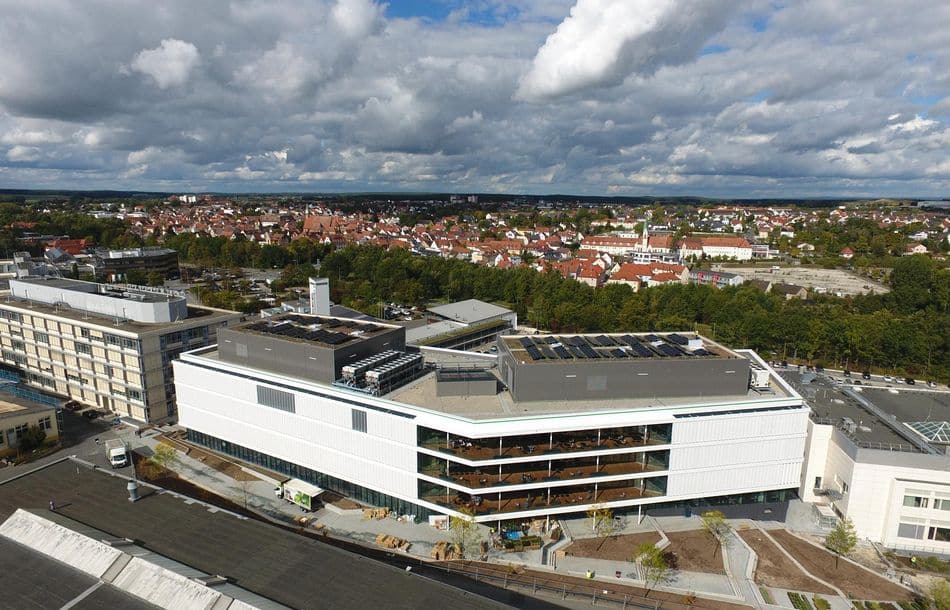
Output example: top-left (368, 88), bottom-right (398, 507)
top-left (665, 530), bottom-right (725, 574)
top-left (769, 530), bottom-right (912, 601)
top-left (563, 531), bottom-right (660, 561)
top-left (738, 529), bottom-right (835, 594)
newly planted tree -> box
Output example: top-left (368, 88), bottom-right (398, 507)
top-left (635, 542), bottom-right (671, 595)
top-left (449, 507), bottom-right (482, 559)
top-left (824, 517), bottom-right (857, 568)
top-left (700, 510), bottom-right (733, 554)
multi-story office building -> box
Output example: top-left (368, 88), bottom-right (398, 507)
top-left (0, 278), bottom-right (241, 423)
top-left (93, 247), bottom-right (180, 282)
top-left (800, 385), bottom-right (950, 554)
top-left (175, 317), bottom-right (808, 522)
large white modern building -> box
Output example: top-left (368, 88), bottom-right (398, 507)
top-left (800, 385), bottom-right (950, 555)
top-left (175, 317), bottom-right (808, 523)
top-left (0, 277), bottom-right (241, 423)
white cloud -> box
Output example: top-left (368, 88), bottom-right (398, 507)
top-left (331, 0), bottom-right (383, 38)
top-left (516, 0), bottom-right (735, 100)
top-left (6, 145), bottom-right (42, 162)
top-left (130, 39), bottom-right (200, 89)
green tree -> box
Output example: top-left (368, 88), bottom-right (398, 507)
top-left (824, 517), bottom-right (857, 568)
top-left (890, 255), bottom-right (935, 312)
top-left (700, 510), bottom-right (733, 553)
top-left (17, 425), bottom-right (47, 453)
top-left (149, 443), bottom-right (179, 472)
top-left (449, 508), bottom-right (483, 559)
top-left (932, 578), bottom-right (950, 610)
top-left (635, 542), bottom-right (671, 595)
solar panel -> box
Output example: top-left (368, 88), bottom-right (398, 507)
top-left (594, 335), bottom-right (616, 346)
top-left (525, 344), bottom-right (544, 360)
top-left (540, 346), bottom-right (557, 359)
top-left (520, 337), bottom-right (534, 349)
top-left (645, 334), bottom-right (660, 342)
top-left (632, 342), bottom-right (655, 357)
top-left (610, 348), bottom-right (628, 358)
top-left (656, 344), bottom-right (681, 357)
top-left (667, 333), bottom-right (688, 345)
top-left (580, 345), bottom-right (600, 358)
top-left (568, 345), bottom-right (587, 359)
top-left (553, 345), bottom-right (571, 359)
top-left (543, 336), bottom-right (558, 344)
top-left (692, 348), bottom-right (711, 356)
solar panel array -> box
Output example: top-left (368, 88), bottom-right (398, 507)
top-left (511, 333), bottom-right (715, 362)
top-left (244, 314), bottom-right (384, 347)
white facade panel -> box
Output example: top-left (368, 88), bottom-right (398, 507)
top-left (671, 409), bottom-right (808, 444)
top-left (667, 461), bottom-right (801, 497)
top-left (669, 436), bottom-right (805, 471)
top-left (175, 363), bottom-right (420, 499)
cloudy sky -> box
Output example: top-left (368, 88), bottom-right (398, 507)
top-left (1, 0), bottom-right (949, 197)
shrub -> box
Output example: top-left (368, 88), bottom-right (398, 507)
top-left (789, 592), bottom-right (815, 610)
top-left (815, 596), bottom-right (831, 610)
top-left (760, 587), bottom-right (775, 605)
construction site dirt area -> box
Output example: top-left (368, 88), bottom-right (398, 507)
top-left (563, 531), bottom-right (661, 561)
top-left (769, 530), bottom-right (913, 601)
top-left (738, 529), bottom-right (835, 594)
top-left (664, 530), bottom-right (726, 574)
top-left (161, 435), bottom-right (260, 482)
top-left (716, 265), bottom-right (889, 297)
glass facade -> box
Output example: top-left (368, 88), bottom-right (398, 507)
top-left (418, 423), bottom-right (672, 461)
top-left (418, 475), bottom-right (668, 516)
top-left (417, 450), bottom-right (669, 490)
top-left (187, 430), bottom-right (435, 519)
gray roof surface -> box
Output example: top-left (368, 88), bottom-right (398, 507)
top-left (428, 299), bottom-right (512, 325)
top-left (0, 460), bottom-right (509, 610)
top-left (0, 536), bottom-right (154, 610)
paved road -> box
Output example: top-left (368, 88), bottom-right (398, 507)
top-left (0, 409), bottom-right (128, 483)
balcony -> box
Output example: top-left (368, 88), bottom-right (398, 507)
top-left (419, 451), bottom-right (668, 491)
top-left (419, 477), bottom-right (666, 517)
top-left (418, 424), bottom-right (672, 462)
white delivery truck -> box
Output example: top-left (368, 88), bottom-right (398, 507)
top-left (104, 439), bottom-right (129, 468)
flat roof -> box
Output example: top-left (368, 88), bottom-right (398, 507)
top-left (428, 299), bottom-right (512, 325)
top-left (503, 332), bottom-right (734, 364)
top-left (0, 459), bottom-right (508, 610)
top-left (0, 294), bottom-right (237, 334)
top-left (12, 277), bottom-right (173, 303)
top-left (778, 371), bottom-right (928, 452)
top-left (237, 314), bottom-right (396, 349)
top-left (0, 398), bottom-right (55, 418)
top-left (406, 320), bottom-right (465, 343)
top-left (389, 368), bottom-right (791, 420)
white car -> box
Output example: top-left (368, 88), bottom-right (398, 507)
top-left (883, 375), bottom-right (894, 382)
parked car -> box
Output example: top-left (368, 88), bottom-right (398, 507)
top-left (843, 369), bottom-right (851, 377)
top-left (927, 380), bottom-right (937, 388)
top-left (780, 360), bottom-right (788, 367)
top-left (853, 380), bottom-right (862, 385)
top-left (905, 378), bottom-right (915, 385)
top-left (83, 410), bottom-right (101, 420)
top-left (862, 371), bottom-right (871, 379)
top-left (883, 375), bottom-right (894, 382)
top-left (63, 400), bottom-right (82, 412)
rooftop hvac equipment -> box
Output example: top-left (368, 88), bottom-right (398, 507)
top-left (342, 350), bottom-right (401, 382)
top-left (840, 417), bottom-right (857, 434)
top-left (749, 367), bottom-right (771, 389)
top-left (365, 353), bottom-right (424, 389)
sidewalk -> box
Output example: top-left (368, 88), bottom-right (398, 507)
top-left (133, 432), bottom-right (475, 560)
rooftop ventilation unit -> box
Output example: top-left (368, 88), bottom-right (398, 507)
top-left (342, 350), bottom-right (401, 383)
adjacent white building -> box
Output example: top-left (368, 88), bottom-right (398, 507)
top-left (175, 319), bottom-right (807, 523)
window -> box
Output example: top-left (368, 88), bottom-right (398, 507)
top-left (929, 526), bottom-right (950, 542)
top-left (352, 409), bottom-right (367, 433)
top-left (936, 499), bottom-right (950, 511)
top-left (13, 424), bottom-right (28, 439)
top-left (34, 331), bottom-right (49, 344)
top-left (813, 477), bottom-right (822, 489)
top-left (11, 340), bottom-right (24, 351)
top-left (840, 481), bottom-right (849, 494)
top-left (38, 416), bottom-right (52, 431)
top-left (903, 495), bottom-right (929, 509)
top-left (256, 385), bottom-right (295, 413)
top-left (897, 523), bottom-right (925, 539)
top-left (80, 328), bottom-right (90, 339)
top-left (75, 342), bottom-right (92, 355)
top-left (127, 389), bottom-right (142, 401)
